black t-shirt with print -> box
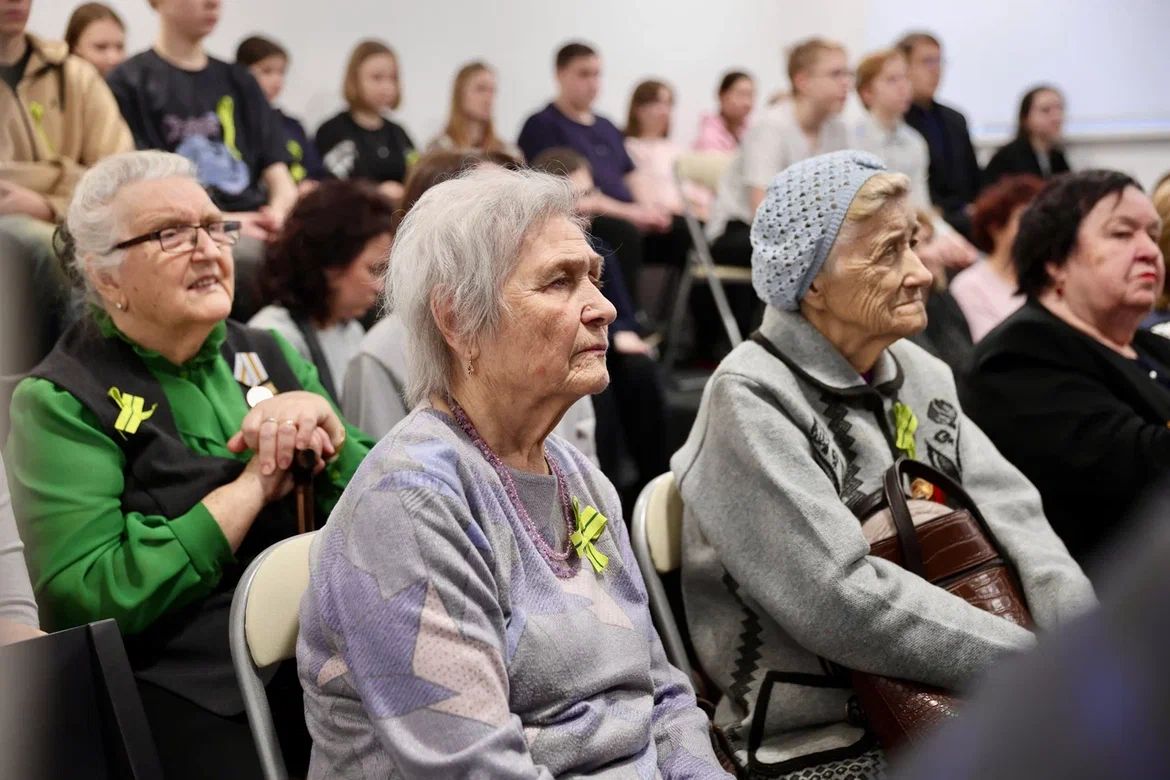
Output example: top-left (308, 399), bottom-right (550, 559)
top-left (315, 111), bottom-right (415, 184)
top-left (107, 49), bottom-right (291, 212)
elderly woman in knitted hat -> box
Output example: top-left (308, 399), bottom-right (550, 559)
top-left (672, 150), bottom-right (1094, 776)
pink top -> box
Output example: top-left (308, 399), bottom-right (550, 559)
top-left (624, 137), bottom-right (712, 216)
top-left (693, 112), bottom-right (748, 153)
top-left (949, 260), bottom-right (1026, 342)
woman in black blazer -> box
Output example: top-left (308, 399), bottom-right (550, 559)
top-left (962, 171), bottom-right (1167, 577)
top-left (984, 85), bottom-right (1070, 187)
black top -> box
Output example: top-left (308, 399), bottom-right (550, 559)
top-left (278, 109), bottom-right (325, 182)
top-left (961, 300), bottom-right (1170, 575)
top-left (107, 50), bottom-right (291, 212)
top-left (982, 136), bottom-right (1071, 189)
top-left (904, 100), bottom-right (982, 237)
top-left (0, 40), bottom-right (32, 90)
top-left (315, 111), bottom-right (415, 183)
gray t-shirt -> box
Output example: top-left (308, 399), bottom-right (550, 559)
top-left (707, 101), bottom-right (848, 240)
top-left (248, 304), bottom-right (365, 402)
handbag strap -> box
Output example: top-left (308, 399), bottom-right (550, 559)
top-left (880, 457), bottom-right (1012, 579)
top-left (881, 462), bottom-right (925, 576)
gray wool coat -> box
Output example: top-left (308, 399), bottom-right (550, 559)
top-left (671, 306), bottom-right (1095, 770)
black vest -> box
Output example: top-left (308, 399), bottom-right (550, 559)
top-left (30, 319), bottom-right (305, 715)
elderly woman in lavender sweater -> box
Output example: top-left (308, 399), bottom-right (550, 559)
top-left (297, 166), bottom-right (729, 778)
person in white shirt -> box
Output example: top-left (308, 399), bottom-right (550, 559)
top-left (851, 48), bottom-right (976, 273)
top-left (707, 38), bottom-right (852, 267)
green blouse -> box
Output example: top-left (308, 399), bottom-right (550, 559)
top-left (3, 318), bottom-right (373, 634)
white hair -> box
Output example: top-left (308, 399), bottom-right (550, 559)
top-left (387, 165), bottom-right (582, 405)
top-left (65, 151), bottom-right (196, 299)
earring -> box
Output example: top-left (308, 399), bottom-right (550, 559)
top-left (465, 358), bottom-right (475, 376)
top-left (114, 300), bottom-right (124, 310)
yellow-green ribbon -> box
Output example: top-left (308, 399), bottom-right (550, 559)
top-left (892, 401), bottom-right (918, 460)
top-left (286, 139), bottom-right (307, 182)
top-left (570, 497), bottom-right (609, 573)
top-left (27, 101), bottom-right (55, 155)
top-left (108, 387), bottom-right (157, 439)
top-left (216, 95), bottom-right (242, 159)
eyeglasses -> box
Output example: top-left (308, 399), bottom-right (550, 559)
top-left (105, 221), bottom-right (242, 255)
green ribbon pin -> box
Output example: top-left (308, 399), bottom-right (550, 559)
top-left (108, 387), bottom-right (157, 439)
top-left (570, 497), bottom-right (609, 573)
top-left (892, 401), bottom-right (918, 460)
top-left (216, 95), bottom-right (243, 159)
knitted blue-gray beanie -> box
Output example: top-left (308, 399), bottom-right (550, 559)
top-left (750, 150), bottom-right (888, 311)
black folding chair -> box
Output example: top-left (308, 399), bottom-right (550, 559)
top-left (0, 619), bottom-right (163, 779)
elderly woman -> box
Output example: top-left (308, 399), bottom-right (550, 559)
top-left (963, 170), bottom-right (1167, 577)
top-left (298, 166), bottom-right (729, 778)
top-left (673, 151), bottom-right (1094, 776)
top-left (3, 151), bottom-right (373, 779)
top-left (343, 149), bottom-right (599, 465)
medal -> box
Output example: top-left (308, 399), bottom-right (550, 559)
top-left (246, 385), bottom-right (274, 407)
top-left (235, 352), bottom-right (277, 407)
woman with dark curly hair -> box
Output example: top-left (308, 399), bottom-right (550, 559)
top-left (964, 170), bottom-right (1167, 575)
top-left (248, 180), bottom-right (394, 402)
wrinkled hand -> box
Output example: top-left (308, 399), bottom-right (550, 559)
top-left (238, 426), bottom-right (331, 503)
top-left (227, 391), bottom-right (346, 475)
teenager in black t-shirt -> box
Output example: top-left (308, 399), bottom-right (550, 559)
top-left (106, 0), bottom-right (296, 248)
top-left (315, 40), bottom-right (415, 206)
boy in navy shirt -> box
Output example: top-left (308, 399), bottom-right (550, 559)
top-left (519, 42), bottom-right (688, 319)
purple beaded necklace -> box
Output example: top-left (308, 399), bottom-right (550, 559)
top-left (449, 398), bottom-right (579, 578)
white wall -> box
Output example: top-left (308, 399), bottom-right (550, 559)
top-left (28, 0), bottom-right (1169, 185)
top-left (29, 0), bottom-right (865, 147)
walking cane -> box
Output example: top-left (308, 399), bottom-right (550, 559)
top-left (291, 449), bottom-right (318, 534)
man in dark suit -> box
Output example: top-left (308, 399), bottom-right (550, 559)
top-left (899, 32), bottom-right (982, 238)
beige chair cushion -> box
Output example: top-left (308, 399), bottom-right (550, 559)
top-left (676, 151), bottom-right (734, 191)
top-left (245, 533), bottom-right (315, 667)
top-left (646, 474), bottom-right (684, 573)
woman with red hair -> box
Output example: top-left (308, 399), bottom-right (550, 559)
top-left (950, 174), bottom-right (1046, 341)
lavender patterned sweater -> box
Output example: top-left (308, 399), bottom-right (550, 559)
top-left (297, 406), bottom-right (729, 778)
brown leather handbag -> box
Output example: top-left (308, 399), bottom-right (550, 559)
top-left (849, 457), bottom-right (1032, 752)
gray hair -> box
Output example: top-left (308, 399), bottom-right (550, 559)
top-left (387, 165), bottom-right (581, 405)
top-left (66, 151), bottom-right (196, 299)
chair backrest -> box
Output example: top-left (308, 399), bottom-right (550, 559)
top-left (0, 619), bottom-right (163, 779)
top-left (668, 155), bottom-right (746, 357)
top-left (631, 473), bottom-right (692, 681)
top-left (675, 151), bottom-right (733, 192)
top-left (229, 532), bottom-right (317, 780)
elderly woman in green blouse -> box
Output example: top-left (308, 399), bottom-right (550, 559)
top-left (3, 151), bottom-right (372, 780)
